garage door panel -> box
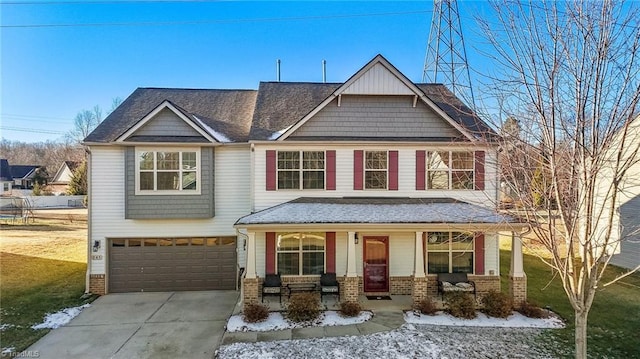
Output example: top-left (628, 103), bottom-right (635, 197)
top-left (109, 238), bottom-right (237, 292)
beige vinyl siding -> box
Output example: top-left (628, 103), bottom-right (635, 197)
top-left (89, 145), bottom-right (251, 275)
top-left (132, 108), bottom-right (204, 138)
top-left (335, 232), bottom-right (348, 276)
top-left (484, 233), bottom-right (500, 275)
top-left (342, 62), bottom-right (415, 95)
top-left (255, 232), bottom-right (266, 277)
top-left (290, 95), bottom-right (460, 139)
top-left (254, 145), bottom-right (498, 211)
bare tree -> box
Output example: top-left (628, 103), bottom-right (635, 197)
top-left (477, 1), bottom-right (640, 358)
top-left (66, 105), bottom-right (103, 144)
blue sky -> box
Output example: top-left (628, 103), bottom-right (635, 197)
top-left (1, 1), bottom-right (496, 143)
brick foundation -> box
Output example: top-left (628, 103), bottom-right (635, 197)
top-left (509, 274), bottom-right (527, 306)
top-left (89, 274), bottom-right (105, 295)
top-left (423, 274), bottom-right (501, 300)
top-left (242, 277), bottom-right (260, 311)
top-left (342, 276), bottom-right (359, 303)
top-left (389, 276), bottom-right (413, 295)
top-left (411, 276), bottom-right (428, 307)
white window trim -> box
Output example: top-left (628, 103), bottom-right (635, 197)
top-left (135, 147), bottom-right (202, 195)
top-left (426, 232), bottom-right (475, 274)
top-left (363, 150), bottom-right (389, 190)
top-left (276, 150), bottom-right (326, 190)
top-left (276, 232), bottom-right (326, 276)
top-left (426, 150), bottom-right (475, 190)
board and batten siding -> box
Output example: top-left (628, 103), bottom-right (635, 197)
top-left (289, 95), bottom-right (460, 139)
top-left (124, 147), bottom-right (214, 219)
top-left (89, 145), bottom-right (251, 275)
top-left (254, 145), bottom-right (498, 211)
top-left (132, 108), bottom-right (205, 138)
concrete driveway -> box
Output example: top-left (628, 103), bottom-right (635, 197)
top-left (28, 291), bottom-right (240, 359)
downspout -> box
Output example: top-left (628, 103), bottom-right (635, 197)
top-left (250, 143), bottom-right (255, 213)
top-left (84, 147), bottom-right (92, 294)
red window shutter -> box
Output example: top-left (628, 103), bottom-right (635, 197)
top-left (354, 150), bottom-right (363, 190)
top-left (266, 150), bottom-right (277, 191)
top-left (416, 150), bottom-right (426, 190)
top-left (326, 150), bottom-right (336, 190)
top-left (389, 150), bottom-right (399, 190)
top-left (475, 151), bottom-right (485, 191)
top-left (325, 232), bottom-right (336, 273)
top-left (266, 232), bottom-right (276, 274)
top-left (474, 233), bottom-right (485, 275)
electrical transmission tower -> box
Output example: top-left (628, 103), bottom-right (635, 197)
top-left (422, 0), bottom-right (475, 108)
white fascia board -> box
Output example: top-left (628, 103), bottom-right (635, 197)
top-left (114, 101), bottom-right (216, 143)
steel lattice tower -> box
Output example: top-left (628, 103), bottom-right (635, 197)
top-left (422, 0), bottom-right (475, 108)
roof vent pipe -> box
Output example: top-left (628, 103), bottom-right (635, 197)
top-left (276, 59), bottom-right (281, 82)
top-left (322, 60), bottom-right (326, 83)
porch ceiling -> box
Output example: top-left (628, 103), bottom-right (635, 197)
top-left (235, 197), bottom-right (525, 230)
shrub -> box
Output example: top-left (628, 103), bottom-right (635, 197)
top-left (517, 300), bottom-right (547, 319)
top-left (243, 303), bottom-right (269, 323)
top-left (482, 291), bottom-right (513, 318)
top-left (339, 301), bottom-right (362, 317)
top-left (445, 292), bottom-right (476, 319)
top-left (415, 297), bottom-right (437, 316)
top-left (286, 292), bottom-right (320, 322)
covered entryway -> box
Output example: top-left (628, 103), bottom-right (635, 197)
top-left (108, 237), bottom-right (236, 292)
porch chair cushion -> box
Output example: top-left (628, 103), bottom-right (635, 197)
top-left (262, 273), bottom-right (282, 303)
top-left (320, 273), bottom-right (340, 299)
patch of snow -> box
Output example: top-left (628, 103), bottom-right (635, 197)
top-left (1, 347), bottom-right (15, 355)
top-left (404, 311), bottom-right (565, 328)
top-left (227, 311), bottom-right (372, 332)
top-left (192, 115), bottom-right (231, 143)
top-left (0, 323), bottom-right (14, 330)
top-left (31, 304), bottom-right (90, 330)
top-left (268, 125), bottom-right (294, 140)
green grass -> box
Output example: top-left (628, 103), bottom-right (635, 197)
top-left (0, 253), bottom-right (94, 355)
top-left (500, 250), bottom-right (640, 358)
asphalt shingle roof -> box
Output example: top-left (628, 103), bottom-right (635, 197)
top-left (9, 165), bottom-right (39, 179)
top-left (235, 197), bottom-right (518, 225)
top-left (0, 159), bottom-right (12, 181)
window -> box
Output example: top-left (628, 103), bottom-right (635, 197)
top-left (276, 232), bottom-right (325, 275)
top-left (277, 151), bottom-right (325, 190)
top-left (426, 232), bottom-right (474, 273)
top-left (3, 183), bottom-right (8, 191)
top-left (365, 151), bottom-right (387, 189)
top-left (427, 151), bottom-right (474, 189)
top-left (136, 148), bottom-right (200, 194)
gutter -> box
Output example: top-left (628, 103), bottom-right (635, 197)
top-left (85, 147), bottom-right (92, 293)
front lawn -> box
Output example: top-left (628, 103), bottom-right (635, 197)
top-left (0, 217), bottom-right (95, 356)
top-left (500, 250), bottom-right (640, 358)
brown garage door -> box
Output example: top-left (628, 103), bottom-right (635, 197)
top-left (109, 237), bottom-right (236, 292)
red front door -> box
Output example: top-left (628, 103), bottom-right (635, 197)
top-left (363, 236), bottom-right (389, 292)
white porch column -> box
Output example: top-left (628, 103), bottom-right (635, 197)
top-left (347, 231), bottom-right (357, 277)
top-left (414, 231), bottom-right (425, 277)
top-left (245, 232), bottom-right (257, 279)
top-left (510, 232), bottom-right (525, 277)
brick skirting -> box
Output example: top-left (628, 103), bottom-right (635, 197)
top-left (89, 274), bottom-right (106, 295)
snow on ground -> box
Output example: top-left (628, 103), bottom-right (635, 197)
top-left (227, 311), bottom-right (373, 332)
top-left (405, 311), bottom-right (565, 328)
top-left (0, 323), bottom-right (14, 330)
top-left (1, 347), bottom-right (16, 356)
top-left (217, 324), bottom-right (557, 359)
top-left (31, 304), bottom-right (90, 330)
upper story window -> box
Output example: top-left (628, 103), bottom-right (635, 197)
top-left (426, 232), bottom-right (474, 274)
top-left (427, 151), bottom-right (474, 189)
top-left (276, 232), bottom-right (325, 275)
top-left (365, 151), bottom-right (387, 189)
top-left (136, 148), bottom-right (200, 195)
top-left (277, 151), bottom-right (325, 190)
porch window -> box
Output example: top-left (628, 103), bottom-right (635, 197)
top-left (276, 232), bottom-right (325, 275)
top-left (427, 151), bottom-right (474, 189)
top-left (364, 151), bottom-right (387, 189)
top-left (277, 151), bottom-right (325, 190)
top-left (426, 232), bottom-right (474, 273)
top-left (136, 148), bottom-right (200, 194)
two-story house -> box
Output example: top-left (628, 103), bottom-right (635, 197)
top-left (84, 55), bottom-right (528, 308)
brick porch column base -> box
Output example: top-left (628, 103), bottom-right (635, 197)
top-left (89, 274), bottom-right (106, 295)
top-left (509, 274), bottom-right (527, 306)
top-left (342, 276), bottom-right (359, 303)
top-left (411, 276), bottom-right (428, 307)
top-left (243, 277), bottom-right (260, 311)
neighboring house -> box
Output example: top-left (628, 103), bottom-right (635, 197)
top-left (49, 161), bottom-right (82, 194)
top-left (592, 115), bottom-right (640, 270)
top-left (10, 165), bottom-right (41, 189)
top-left (84, 55), bottom-right (528, 307)
top-left (0, 159), bottom-right (13, 195)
